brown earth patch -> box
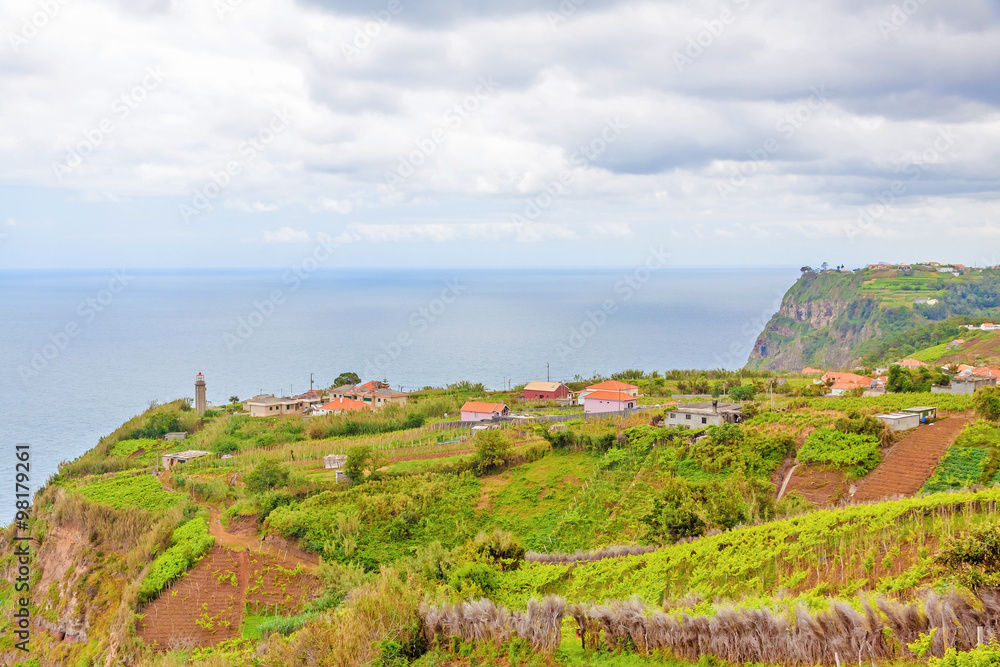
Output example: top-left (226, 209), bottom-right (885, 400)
top-left (137, 545), bottom-right (321, 651)
top-left (137, 546), bottom-right (244, 651)
top-left (782, 466), bottom-right (848, 508)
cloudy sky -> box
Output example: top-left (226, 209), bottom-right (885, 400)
top-left (1, 0), bottom-right (999, 269)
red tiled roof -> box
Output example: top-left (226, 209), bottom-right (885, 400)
top-left (821, 372), bottom-right (871, 385)
top-left (584, 390), bottom-right (637, 402)
top-left (898, 359), bottom-right (928, 367)
top-left (585, 380), bottom-right (638, 391)
top-left (461, 401), bottom-right (507, 413)
top-left (319, 397), bottom-right (370, 412)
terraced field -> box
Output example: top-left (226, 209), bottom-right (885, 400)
top-left (851, 414), bottom-right (971, 502)
top-left (137, 538), bottom-right (320, 650)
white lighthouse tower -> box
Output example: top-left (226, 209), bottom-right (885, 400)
top-left (195, 372), bottom-right (207, 414)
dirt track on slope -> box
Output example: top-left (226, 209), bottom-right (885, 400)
top-left (851, 413), bottom-right (972, 503)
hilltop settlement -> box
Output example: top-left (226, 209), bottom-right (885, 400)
top-left (9, 262), bottom-right (1000, 667)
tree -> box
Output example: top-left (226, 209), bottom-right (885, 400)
top-left (334, 372), bottom-right (361, 387)
top-left (729, 384), bottom-right (755, 401)
top-left (245, 459), bottom-right (289, 493)
top-left (642, 477), bottom-right (705, 543)
top-left (473, 429), bottom-right (512, 475)
top-left (229, 395), bottom-right (240, 405)
top-left (344, 445), bottom-right (380, 483)
top-left (974, 386), bottom-right (1000, 422)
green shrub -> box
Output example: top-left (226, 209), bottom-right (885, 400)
top-left (472, 430), bottom-right (512, 475)
top-left (245, 459), bottom-right (290, 493)
top-left (974, 387), bottom-right (1000, 421)
top-left (466, 529), bottom-right (524, 571)
top-left (138, 517), bottom-right (214, 603)
top-left (798, 427), bottom-right (881, 479)
top-left (448, 562), bottom-right (500, 595)
top-left (935, 524), bottom-right (1000, 591)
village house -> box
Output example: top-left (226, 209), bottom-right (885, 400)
top-left (667, 401), bottom-right (744, 427)
top-left (522, 381), bottom-right (571, 401)
top-left (582, 390), bottom-right (636, 414)
top-left (933, 376), bottom-right (998, 394)
top-left (243, 395), bottom-right (307, 417)
top-left (161, 450), bottom-right (212, 469)
top-left (818, 371), bottom-right (874, 396)
top-left (585, 380), bottom-right (639, 396)
top-left (294, 390), bottom-right (326, 409)
top-left (329, 382), bottom-right (409, 408)
top-left (460, 401), bottom-right (510, 421)
top-left (896, 359), bottom-right (928, 368)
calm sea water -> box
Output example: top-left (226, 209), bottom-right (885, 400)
top-left (0, 267), bottom-right (797, 522)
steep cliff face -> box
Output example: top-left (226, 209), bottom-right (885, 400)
top-left (746, 271), bottom-right (881, 370)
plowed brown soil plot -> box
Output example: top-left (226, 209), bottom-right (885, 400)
top-left (137, 546), bottom-right (244, 651)
top-left (244, 550), bottom-right (320, 615)
top-left (782, 466), bottom-right (847, 507)
top-left (138, 546), bottom-right (321, 650)
top-left (852, 414), bottom-right (971, 503)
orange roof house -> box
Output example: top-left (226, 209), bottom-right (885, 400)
top-left (897, 359), bottom-right (928, 368)
top-left (585, 380), bottom-right (639, 397)
top-left (460, 401), bottom-right (510, 421)
top-left (318, 397), bottom-right (371, 413)
top-left (360, 380), bottom-right (390, 390)
top-left (820, 372), bottom-right (872, 386)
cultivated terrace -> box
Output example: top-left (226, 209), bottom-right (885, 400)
top-left (5, 373), bottom-right (1000, 667)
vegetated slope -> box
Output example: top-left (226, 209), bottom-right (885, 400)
top-left (745, 266), bottom-right (1000, 371)
top-left (909, 329), bottom-right (1000, 367)
top-left (851, 414), bottom-right (971, 502)
top-left (497, 487), bottom-right (1000, 609)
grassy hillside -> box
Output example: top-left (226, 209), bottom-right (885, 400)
top-left (6, 386), bottom-right (1000, 667)
top-left (746, 265), bottom-right (1000, 371)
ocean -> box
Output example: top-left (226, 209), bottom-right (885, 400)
top-left (0, 267), bottom-right (797, 522)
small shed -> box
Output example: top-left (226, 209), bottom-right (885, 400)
top-left (335, 470), bottom-right (350, 484)
top-left (164, 432), bottom-right (187, 441)
top-left (324, 454), bottom-right (348, 470)
top-left (876, 412), bottom-right (920, 432)
top-left (901, 406), bottom-right (938, 422)
top-left (161, 450), bottom-right (212, 469)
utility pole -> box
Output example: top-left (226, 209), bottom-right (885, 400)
top-left (547, 362), bottom-right (550, 382)
top-left (310, 373), bottom-right (314, 392)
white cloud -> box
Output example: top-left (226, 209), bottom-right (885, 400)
top-left (1, 0), bottom-right (999, 267)
top-left (227, 200), bottom-right (281, 213)
top-left (262, 227), bottom-right (311, 243)
top-left (317, 197), bottom-right (353, 214)
top-left (5, 219), bottom-right (15, 226)
top-left (333, 221), bottom-right (577, 244)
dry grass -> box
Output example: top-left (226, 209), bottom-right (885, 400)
top-left (422, 595), bottom-right (566, 654)
top-left (564, 589), bottom-right (1000, 664)
top-left (525, 545), bottom-right (656, 565)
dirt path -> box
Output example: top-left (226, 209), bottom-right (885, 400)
top-left (851, 413), bottom-right (972, 503)
top-left (208, 507), bottom-right (320, 570)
